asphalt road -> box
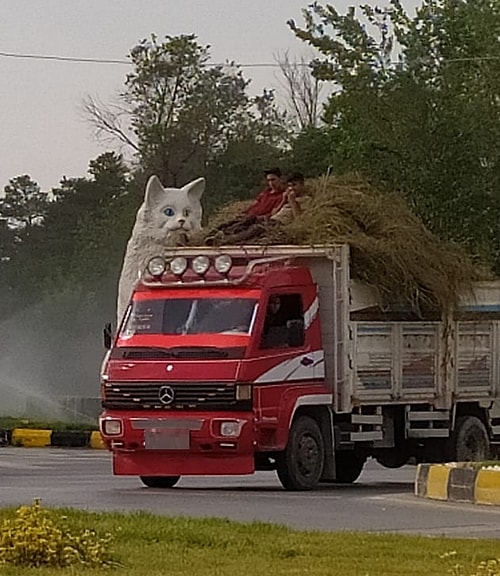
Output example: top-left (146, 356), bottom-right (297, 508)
top-left (1, 448), bottom-right (499, 539)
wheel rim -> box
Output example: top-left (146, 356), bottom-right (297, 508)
top-left (297, 433), bottom-right (320, 478)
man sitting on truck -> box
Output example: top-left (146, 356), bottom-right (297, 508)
top-left (245, 168), bottom-right (287, 217)
top-left (213, 171), bottom-right (308, 243)
top-left (205, 168), bottom-right (287, 245)
top-left (271, 172), bottom-right (311, 223)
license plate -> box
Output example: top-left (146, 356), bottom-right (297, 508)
top-left (144, 429), bottom-right (190, 450)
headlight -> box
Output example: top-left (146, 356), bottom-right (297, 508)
top-left (192, 255), bottom-right (210, 275)
top-left (101, 419), bottom-right (122, 436)
top-left (214, 254), bottom-right (232, 274)
top-left (170, 256), bottom-right (188, 276)
top-left (220, 420), bottom-right (243, 437)
top-left (146, 256), bottom-right (167, 277)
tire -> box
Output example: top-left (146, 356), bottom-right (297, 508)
top-left (276, 416), bottom-right (325, 491)
top-left (333, 451), bottom-right (366, 484)
top-left (448, 415), bottom-right (490, 462)
top-left (140, 476), bottom-right (181, 488)
top-left (375, 448), bottom-right (410, 469)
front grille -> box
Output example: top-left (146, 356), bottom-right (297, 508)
top-left (102, 381), bottom-right (241, 410)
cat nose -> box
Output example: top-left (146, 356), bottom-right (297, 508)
top-left (178, 218), bottom-right (185, 225)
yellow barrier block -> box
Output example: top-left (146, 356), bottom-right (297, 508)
top-left (426, 465), bottom-right (451, 500)
top-left (12, 428), bottom-right (51, 448)
top-left (90, 430), bottom-right (105, 449)
top-left (475, 469), bottom-right (500, 506)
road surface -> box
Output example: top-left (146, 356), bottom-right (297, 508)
top-left (1, 448), bottom-right (499, 538)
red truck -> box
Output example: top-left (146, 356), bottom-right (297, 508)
top-left (100, 245), bottom-right (500, 490)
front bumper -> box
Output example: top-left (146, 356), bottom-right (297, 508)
top-left (100, 410), bottom-right (255, 476)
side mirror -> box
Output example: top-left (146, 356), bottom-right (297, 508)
top-left (287, 319), bottom-right (305, 348)
top-left (103, 322), bottom-right (113, 350)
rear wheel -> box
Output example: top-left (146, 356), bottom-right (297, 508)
top-left (375, 447), bottom-right (410, 469)
top-left (448, 416), bottom-right (490, 462)
top-left (140, 476), bottom-right (181, 488)
top-left (276, 416), bottom-right (325, 491)
top-left (333, 451), bottom-right (366, 484)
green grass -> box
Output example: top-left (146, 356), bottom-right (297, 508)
top-left (0, 416), bottom-right (97, 432)
top-left (0, 507), bottom-right (499, 575)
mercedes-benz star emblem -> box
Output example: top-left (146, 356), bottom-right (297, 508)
top-left (159, 385), bottom-right (175, 405)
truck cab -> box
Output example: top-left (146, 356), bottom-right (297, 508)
top-left (100, 248), bottom-right (330, 489)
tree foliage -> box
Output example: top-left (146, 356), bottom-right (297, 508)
top-left (85, 34), bottom-right (290, 207)
top-left (0, 153), bottom-right (135, 317)
top-left (0, 175), bottom-right (50, 232)
top-left (290, 0), bottom-right (500, 267)
top-left (124, 34), bottom-right (250, 185)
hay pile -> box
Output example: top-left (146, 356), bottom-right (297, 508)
top-left (196, 174), bottom-right (480, 314)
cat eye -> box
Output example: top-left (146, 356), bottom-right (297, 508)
top-left (183, 208), bottom-right (191, 217)
top-left (163, 207), bottom-right (175, 217)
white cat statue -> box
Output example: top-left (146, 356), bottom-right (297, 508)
top-left (116, 175), bottom-right (205, 325)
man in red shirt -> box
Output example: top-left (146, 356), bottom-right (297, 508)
top-left (245, 168), bottom-right (287, 217)
top-left (205, 168), bottom-right (287, 245)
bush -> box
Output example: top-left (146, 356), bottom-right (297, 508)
top-left (0, 499), bottom-right (115, 568)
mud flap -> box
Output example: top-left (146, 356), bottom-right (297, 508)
top-left (319, 409), bottom-right (337, 481)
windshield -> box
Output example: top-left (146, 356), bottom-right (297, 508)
top-left (120, 297), bottom-right (258, 338)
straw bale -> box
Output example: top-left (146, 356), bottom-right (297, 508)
top-left (196, 174), bottom-right (478, 313)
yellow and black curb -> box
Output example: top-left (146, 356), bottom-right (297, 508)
top-left (415, 463), bottom-right (500, 506)
top-left (0, 428), bottom-right (105, 449)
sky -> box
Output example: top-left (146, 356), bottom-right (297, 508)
top-left (1, 0), bottom-right (419, 192)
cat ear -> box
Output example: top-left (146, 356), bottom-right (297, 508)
top-left (183, 178), bottom-right (205, 202)
top-left (144, 175), bottom-right (165, 206)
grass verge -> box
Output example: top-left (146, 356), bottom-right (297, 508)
top-left (0, 507), bottom-right (499, 575)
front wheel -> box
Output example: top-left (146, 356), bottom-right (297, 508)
top-left (140, 476), bottom-right (181, 488)
top-left (276, 416), bottom-right (325, 491)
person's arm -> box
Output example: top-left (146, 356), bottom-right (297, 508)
top-left (286, 190), bottom-right (302, 218)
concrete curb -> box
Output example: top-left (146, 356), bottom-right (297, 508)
top-left (0, 428), bottom-right (105, 449)
top-left (415, 463), bottom-right (500, 506)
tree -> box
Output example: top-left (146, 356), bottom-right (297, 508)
top-left (0, 219), bottom-right (13, 260)
top-left (0, 175), bottom-right (50, 232)
top-left (0, 176), bottom-right (51, 300)
top-left (85, 34), bottom-right (290, 195)
top-left (0, 219), bottom-right (15, 309)
top-left (290, 0), bottom-right (500, 266)
top-left (44, 152), bottom-right (133, 287)
top-left (0, 154), bottom-right (135, 318)
top-left (275, 51), bottom-right (324, 130)
top-left (288, 126), bottom-right (336, 177)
